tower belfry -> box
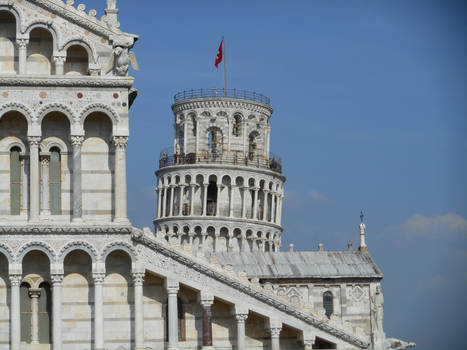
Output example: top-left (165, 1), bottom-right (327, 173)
top-left (154, 88), bottom-right (285, 253)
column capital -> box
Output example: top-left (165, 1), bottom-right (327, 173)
top-left (132, 272), bottom-right (145, 286)
top-left (235, 313), bottom-right (249, 323)
top-left (199, 292), bottom-right (214, 309)
top-left (52, 55), bottom-right (66, 64)
top-left (28, 288), bottom-right (42, 298)
top-left (267, 327), bottom-right (282, 338)
top-left (16, 38), bottom-right (29, 48)
top-left (9, 275), bottom-right (22, 287)
top-left (51, 274), bottom-right (64, 285)
top-left (70, 135), bottom-right (85, 146)
top-left (28, 136), bottom-right (41, 147)
top-left (92, 273), bottom-right (106, 284)
top-left (113, 136), bottom-right (129, 149)
top-left (165, 279), bottom-right (179, 294)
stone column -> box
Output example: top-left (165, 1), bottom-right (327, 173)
top-left (241, 186), bottom-right (247, 219)
top-left (274, 194), bottom-right (279, 224)
top-left (162, 186), bottom-right (168, 217)
top-left (53, 55), bottom-right (66, 75)
top-left (40, 156), bottom-right (50, 216)
top-left (113, 136), bottom-right (129, 222)
top-left (21, 157), bottom-right (29, 215)
top-left (179, 185), bottom-right (186, 216)
top-left (29, 288), bottom-right (41, 344)
top-left (157, 186), bottom-right (162, 218)
top-left (215, 185), bottom-right (221, 216)
top-left (278, 195), bottom-right (283, 225)
top-left (9, 275), bottom-right (21, 350)
top-left (267, 321), bottom-right (282, 350)
top-left (166, 280), bottom-right (180, 350)
top-left (234, 309), bottom-right (248, 350)
top-left (133, 272), bottom-right (145, 350)
top-left (169, 185), bottom-right (174, 217)
top-left (200, 293), bottom-right (214, 349)
top-left (16, 39), bottom-right (28, 75)
top-left (28, 137), bottom-right (40, 221)
top-left (202, 182), bottom-right (209, 216)
top-left (229, 185), bottom-right (235, 217)
top-left (70, 136), bottom-right (84, 222)
top-left (252, 187), bottom-right (259, 220)
top-left (189, 185), bottom-right (195, 216)
top-left (263, 190), bottom-right (269, 222)
top-left (51, 274), bottom-right (63, 350)
top-left (93, 273), bottom-right (105, 350)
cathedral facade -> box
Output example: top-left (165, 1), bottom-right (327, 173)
top-left (0, 1), bottom-right (410, 350)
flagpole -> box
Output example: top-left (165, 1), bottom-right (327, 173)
top-left (223, 36), bottom-right (227, 96)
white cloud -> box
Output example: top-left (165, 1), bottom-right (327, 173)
top-left (308, 190), bottom-right (329, 203)
top-left (387, 213), bottom-right (467, 238)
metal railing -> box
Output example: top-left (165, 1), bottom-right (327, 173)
top-left (159, 148), bottom-right (282, 174)
top-left (173, 88), bottom-right (271, 106)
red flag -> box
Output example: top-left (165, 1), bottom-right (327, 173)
top-left (215, 39), bottom-right (223, 68)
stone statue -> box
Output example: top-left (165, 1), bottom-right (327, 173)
top-left (371, 285), bottom-right (384, 332)
top-left (384, 338), bottom-right (416, 350)
top-left (106, 47), bottom-right (140, 76)
top-left (107, 0), bottom-right (117, 10)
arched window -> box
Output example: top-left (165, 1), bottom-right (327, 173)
top-left (49, 147), bottom-right (61, 215)
top-left (64, 45), bottom-right (89, 75)
top-left (323, 291), bottom-right (333, 319)
top-left (10, 147), bottom-right (21, 215)
top-left (232, 115), bottom-right (242, 137)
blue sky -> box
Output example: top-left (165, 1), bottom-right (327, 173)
top-left (96, 1), bottom-right (466, 348)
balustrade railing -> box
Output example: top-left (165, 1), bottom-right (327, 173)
top-left (174, 88), bottom-right (271, 106)
top-left (159, 148), bottom-right (282, 174)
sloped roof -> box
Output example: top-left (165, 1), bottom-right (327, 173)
top-left (211, 250), bottom-right (383, 279)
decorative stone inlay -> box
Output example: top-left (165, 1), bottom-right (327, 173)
top-left (0, 76), bottom-right (135, 88)
top-left (351, 285), bottom-right (365, 302)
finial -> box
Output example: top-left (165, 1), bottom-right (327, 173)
top-left (359, 210), bottom-right (368, 253)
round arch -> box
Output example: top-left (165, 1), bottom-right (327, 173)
top-left (24, 22), bottom-right (60, 53)
top-left (17, 242), bottom-right (56, 264)
top-left (80, 103), bottom-right (119, 128)
top-left (0, 5), bottom-right (22, 35)
top-left (101, 242), bottom-right (137, 264)
top-left (61, 38), bottom-right (97, 64)
top-left (40, 136), bottom-right (68, 154)
top-left (0, 102), bottom-right (35, 126)
top-left (0, 242), bottom-right (14, 265)
top-left (37, 103), bottom-right (76, 126)
top-left (4, 139), bottom-right (27, 154)
top-left (59, 241), bottom-right (99, 264)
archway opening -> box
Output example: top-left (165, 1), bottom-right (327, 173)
top-left (27, 28), bottom-right (53, 75)
top-left (64, 45), bottom-right (89, 75)
top-left (0, 11), bottom-right (17, 74)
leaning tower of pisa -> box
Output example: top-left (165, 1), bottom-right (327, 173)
top-left (154, 88), bottom-right (285, 253)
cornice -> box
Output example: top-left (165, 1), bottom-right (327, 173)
top-left (154, 216), bottom-right (283, 231)
top-left (0, 224), bottom-right (133, 235)
top-left (28, 0), bottom-right (138, 44)
top-left (0, 75), bottom-right (134, 88)
top-left (134, 232), bottom-right (370, 348)
top-left (172, 98), bottom-right (274, 116)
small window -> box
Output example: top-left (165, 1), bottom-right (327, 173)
top-left (49, 147), bottom-right (61, 215)
top-left (323, 291), bottom-right (333, 319)
top-left (10, 147), bottom-right (21, 215)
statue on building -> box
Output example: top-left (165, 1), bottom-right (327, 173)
top-left (371, 285), bottom-right (385, 347)
top-left (107, 47), bottom-right (140, 76)
top-left (107, 0), bottom-right (117, 10)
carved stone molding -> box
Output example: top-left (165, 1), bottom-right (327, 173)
top-left (51, 274), bottom-right (64, 285)
top-left (16, 38), bottom-right (29, 48)
top-left (58, 240), bottom-right (99, 262)
top-left (235, 313), bottom-right (249, 323)
top-left (28, 137), bottom-right (41, 147)
top-left (9, 275), bottom-right (22, 287)
top-left (113, 136), bottom-right (128, 150)
top-left (92, 273), bottom-right (106, 284)
top-left (172, 99), bottom-right (273, 117)
top-left (0, 102), bottom-right (36, 122)
top-left (37, 102), bottom-right (77, 124)
top-left (0, 225), bottom-right (133, 235)
top-left (267, 327), bottom-right (282, 337)
top-left (16, 240), bottom-right (57, 263)
top-left (80, 103), bottom-right (120, 125)
top-left (70, 135), bottom-right (85, 147)
top-left (0, 242), bottom-right (14, 262)
top-left (0, 76), bottom-right (135, 88)
top-left (132, 272), bottom-right (145, 286)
